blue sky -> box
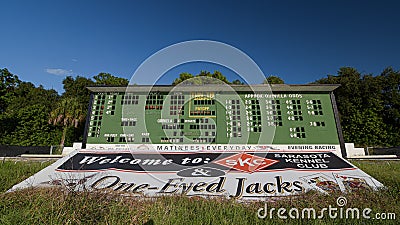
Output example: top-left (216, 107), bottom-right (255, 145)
top-left (1, 0), bottom-right (399, 93)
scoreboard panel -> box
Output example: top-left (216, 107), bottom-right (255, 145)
top-left (84, 85), bottom-right (343, 153)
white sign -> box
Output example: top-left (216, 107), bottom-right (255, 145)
top-left (10, 149), bottom-right (382, 200)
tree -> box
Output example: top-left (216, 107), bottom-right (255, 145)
top-left (0, 112), bottom-right (18, 145)
top-left (62, 76), bottom-right (94, 106)
top-left (0, 68), bottom-right (20, 112)
top-left (172, 71), bottom-right (231, 85)
top-left (49, 97), bottom-right (86, 146)
top-left (59, 76), bottom-right (95, 145)
top-left (172, 72), bottom-right (194, 85)
top-left (263, 76), bottom-right (284, 84)
top-left (8, 105), bottom-right (60, 146)
top-left (93, 72), bottom-right (129, 86)
top-left (59, 74), bottom-right (130, 145)
top-left (343, 108), bottom-right (388, 147)
top-left (0, 70), bottom-right (133, 147)
top-left (0, 71), bottom-right (61, 146)
top-left (314, 67), bottom-right (399, 146)
top-left (7, 81), bottom-right (59, 113)
top-left (232, 79), bottom-right (245, 85)
top-left (380, 67), bottom-right (400, 145)
top-left (211, 71), bottom-right (230, 84)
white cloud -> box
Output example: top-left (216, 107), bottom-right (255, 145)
top-left (72, 59), bottom-right (78, 62)
top-left (45, 68), bottom-right (73, 76)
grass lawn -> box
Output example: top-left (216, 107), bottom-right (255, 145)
top-left (0, 160), bottom-right (399, 224)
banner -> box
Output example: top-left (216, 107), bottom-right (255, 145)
top-left (84, 144), bottom-right (342, 156)
top-left (10, 149), bottom-right (383, 200)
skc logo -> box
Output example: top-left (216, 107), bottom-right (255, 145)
top-left (214, 153), bottom-right (279, 173)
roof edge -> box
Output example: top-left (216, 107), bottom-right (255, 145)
top-left (87, 84), bottom-right (340, 92)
